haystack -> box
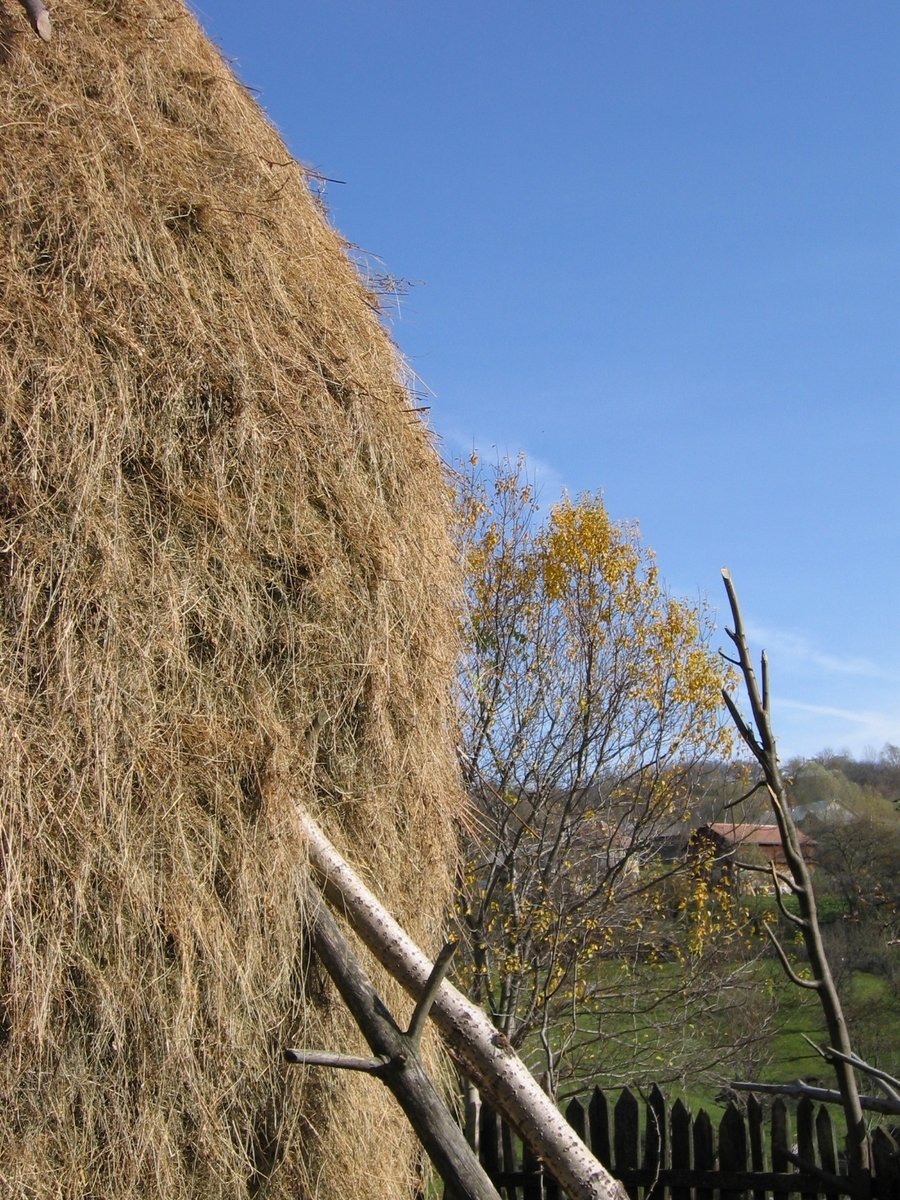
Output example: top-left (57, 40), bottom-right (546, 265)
top-left (0, 2), bottom-right (460, 1196)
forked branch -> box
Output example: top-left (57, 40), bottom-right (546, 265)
top-left (803, 1039), bottom-right (900, 1105)
top-left (295, 805), bottom-right (627, 1200)
top-left (286, 892), bottom-right (500, 1200)
top-left (720, 569), bottom-right (870, 1179)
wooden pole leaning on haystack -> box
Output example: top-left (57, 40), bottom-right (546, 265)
top-left (294, 807), bottom-right (628, 1200)
top-left (286, 902), bottom-right (501, 1200)
top-left (20, 0), bottom-right (51, 42)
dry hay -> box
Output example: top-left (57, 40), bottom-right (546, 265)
top-left (0, 1), bottom-right (461, 1196)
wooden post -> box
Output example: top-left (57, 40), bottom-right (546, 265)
top-left (670, 1098), bottom-right (692, 1200)
top-left (692, 1110), bottom-right (714, 1200)
top-left (298, 806), bottom-right (627, 1200)
top-left (286, 895), bottom-right (502, 1200)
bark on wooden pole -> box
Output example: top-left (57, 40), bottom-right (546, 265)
top-left (287, 892), bottom-right (502, 1200)
top-left (297, 806), bottom-right (627, 1200)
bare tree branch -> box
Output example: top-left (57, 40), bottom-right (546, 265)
top-left (731, 858), bottom-right (800, 898)
top-left (763, 923), bottom-right (820, 990)
top-left (284, 1049), bottom-right (389, 1073)
top-left (760, 649), bottom-right (771, 718)
top-left (408, 941), bottom-right (458, 1051)
top-left (721, 569), bottom-right (871, 1179)
top-left (724, 778), bottom-right (768, 810)
top-left (298, 806), bottom-right (627, 1200)
top-left (721, 688), bottom-right (763, 763)
top-left (803, 1038), bottom-right (900, 1104)
top-left (769, 867), bottom-right (807, 924)
top-left (731, 1079), bottom-right (900, 1117)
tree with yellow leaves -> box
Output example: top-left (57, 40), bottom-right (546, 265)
top-left (455, 456), bottom-right (768, 1097)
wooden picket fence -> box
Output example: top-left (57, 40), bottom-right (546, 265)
top-left (477, 1085), bottom-right (900, 1200)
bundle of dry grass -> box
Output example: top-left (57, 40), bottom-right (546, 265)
top-left (0, 2), bottom-right (461, 1196)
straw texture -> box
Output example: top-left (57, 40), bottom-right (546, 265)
top-left (0, 2), bottom-right (460, 1195)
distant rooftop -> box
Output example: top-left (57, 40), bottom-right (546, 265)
top-left (704, 822), bottom-right (813, 847)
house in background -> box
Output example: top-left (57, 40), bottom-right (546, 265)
top-left (691, 822), bottom-right (816, 891)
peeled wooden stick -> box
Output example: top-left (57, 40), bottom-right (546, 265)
top-left (21, 0), bottom-right (51, 42)
top-left (297, 806), bottom-right (627, 1200)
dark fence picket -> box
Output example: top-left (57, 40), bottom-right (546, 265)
top-left (480, 1102), bottom-right (502, 1183)
top-left (718, 1102), bottom-right (748, 1200)
top-left (871, 1127), bottom-right (900, 1200)
top-left (500, 1115), bottom-right (518, 1200)
top-left (692, 1109), bottom-right (715, 1200)
top-left (747, 1093), bottom-right (767, 1200)
top-left (543, 1167), bottom-right (560, 1200)
top-left (473, 1080), bottom-right (899, 1200)
top-left (644, 1085), bottom-right (667, 1200)
top-left (797, 1097), bottom-right (820, 1200)
top-left (521, 1137), bottom-right (543, 1200)
top-left (669, 1098), bottom-right (692, 1200)
top-left (588, 1086), bottom-right (611, 1168)
top-left (614, 1088), bottom-right (640, 1200)
top-left (772, 1098), bottom-right (792, 1175)
top-left (815, 1104), bottom-right (838, 1182)
top-left (566, 1097), bottom-right (587, 1148)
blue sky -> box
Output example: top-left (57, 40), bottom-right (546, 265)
top-left (192, 1), bottom-right (899, 760)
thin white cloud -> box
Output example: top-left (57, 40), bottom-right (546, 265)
top-left (745, 623), bottom-right (895, 681)
top-left (772, 697), bottom-right (900, 758)
top-left (520, 453), bottom-right (567, 510)
top-left (777, 698), bottom-right (890, 727)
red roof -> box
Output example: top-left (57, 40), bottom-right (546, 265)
top-left (705, 822), bottom-right (812, 847)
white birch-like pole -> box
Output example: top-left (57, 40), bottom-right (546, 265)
top-left (297, 807), bottom-right (627, 1200)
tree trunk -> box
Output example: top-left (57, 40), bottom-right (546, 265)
top-left (721, 570), bottom-right (871, 1185)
